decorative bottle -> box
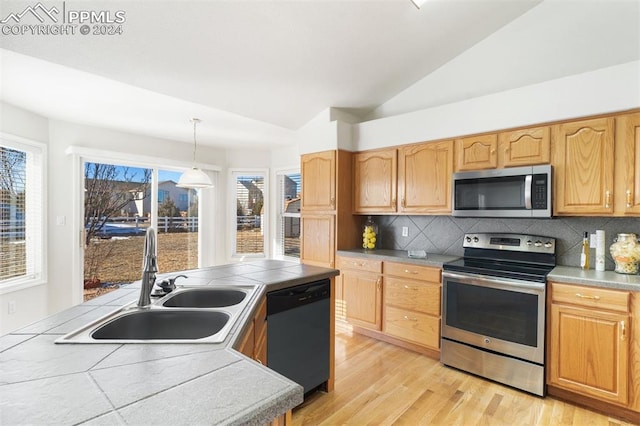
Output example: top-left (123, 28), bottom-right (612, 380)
top-left (362, 216), bottom-right (378, 250)
top-left (609, 233), bottom-right (640, 274)
top-left (580, 232), bottom-right (590, 270)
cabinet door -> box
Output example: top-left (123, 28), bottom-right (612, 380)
top-left (301, 151), bottom-right (336, 212)
top-left (498, 126), bottom-right (550, 168)
top-left (342, 270), bottom-right (382, 330)
top-left (398, 141), bottom-right (453, 213)
top-left (300, 215), bottom-right (335, 268)
top-left (619, 112), bottom-right (640, 214)
top-left (353, 149), bottom-right (397, 213)
top-left (455, 134), bottom-right (498, 171)
top-left (549, 304), bottom-right (629, 405)
top-left (552, 117), bottom-right (615, 215)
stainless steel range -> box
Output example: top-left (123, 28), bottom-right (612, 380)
top-left (441, 233), bottom-right (556, 396)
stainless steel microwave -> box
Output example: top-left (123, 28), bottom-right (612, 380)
top-left (452, 165), bottom-right (552, 218)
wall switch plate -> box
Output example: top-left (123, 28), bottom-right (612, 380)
top-left (402, 226), bottom-right (409, 237)
top-left (56, 216), bottom-right (66, 226)
top-left (8, 301), bottom-right (16, 315)
top-left (590, 234), bottom-right (597, 248)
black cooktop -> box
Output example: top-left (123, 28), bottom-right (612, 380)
top-left (443, 233), bottom-right (557, 283)
top-left (443, 257), bottom-right (555, 283)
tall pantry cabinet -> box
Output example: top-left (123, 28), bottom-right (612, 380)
top-left (300, 150), bottom-right (359, 269)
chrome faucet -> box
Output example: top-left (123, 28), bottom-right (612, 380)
top-left (137, 227), bottom-right (158, 307)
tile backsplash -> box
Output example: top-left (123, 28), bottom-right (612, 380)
top-left (364, 215), bottom-right (640, 270)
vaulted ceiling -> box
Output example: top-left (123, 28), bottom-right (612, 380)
top-left (1, 0), bottom-right (636, 149)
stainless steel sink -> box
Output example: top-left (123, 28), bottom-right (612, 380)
top-left (162, 288), bottom-right (247, 308)
top-left (56, 283), bottom-right (259, 344)
top-left (92, 310), bottom-right (230, 340)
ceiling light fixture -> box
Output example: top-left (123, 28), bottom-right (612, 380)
top-left (177, 118), bottom-right (214, 189)
top-left (411, 0), bottom-right (429, 9)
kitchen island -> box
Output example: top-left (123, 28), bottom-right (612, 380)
top-left (0, 260), bottom-right (339, 425)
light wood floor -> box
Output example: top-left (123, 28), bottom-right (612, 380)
top-left (292, 322), bottom-right (636, 426)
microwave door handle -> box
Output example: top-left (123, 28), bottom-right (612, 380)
top-left (524, 175), bottom-right (533, 209)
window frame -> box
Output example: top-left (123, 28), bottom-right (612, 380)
top-left (275, 168), bottom-right (301, 261)
top-left (229, 169), bottom-right (269, 259)
top-left (66, 146), bottom-right (219, 303)
top-left (0, 133), bottom-right (47, 294)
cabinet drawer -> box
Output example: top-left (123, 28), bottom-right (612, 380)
top-left (384, 305), bottom-right (440, 349)
top-left (384, 276), bottom-right (440, 316)
top-left (337, 256), bottom-right (382, 273)
top-left (551, 282), bottom-right (630, 313)
top-left (384, 262), bottom-right (441, 283)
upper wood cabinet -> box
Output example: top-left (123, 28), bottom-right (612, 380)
top-left (552, 117), bottom-right (615, 215)
top-left (455, 134), bottom-right (498, 171)
top-left (353, 149), bottom-right (397, 213)
top-left (398, 140), bottom-right (453, 214)
top-left (498, 126), bottom-right (551, 168)
top-left (617, 112), bottom-right (640, 214)
top-left (301, 150), bottom-right (336, 212)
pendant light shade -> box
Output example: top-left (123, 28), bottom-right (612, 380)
top-left (177, 167), bottom-right (213, 188)
top-left (177, 118), bottom-right (213, 189)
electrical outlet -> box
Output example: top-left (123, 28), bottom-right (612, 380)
top-left (8, 301), bottom-right (16, 315)
top-left (402, 226), bottom-right (409, 237)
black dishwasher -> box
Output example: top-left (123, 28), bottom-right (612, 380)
top-left (267, 279), bottom-right (330, 395)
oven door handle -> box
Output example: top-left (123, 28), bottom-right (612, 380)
top-left (442, 271), bottom-right (545, 293)
top-left (524, 174), bottom-right (533, 209)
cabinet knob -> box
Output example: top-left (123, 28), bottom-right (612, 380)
top-left (626, 190), bottom-right (632, 208)
top-left (605, 190), bottom-right (611, 208)
top-left (330, 197), bottom-right (335, 208)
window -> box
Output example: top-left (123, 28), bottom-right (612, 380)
top-left (277, 171), bottom-right (300, 259)
top-left (158, 189), bottom-right (169, 203)
top-left (0, 135), bottom-right (45, 290)
top-left (232, 172), bottom-right (266, 257)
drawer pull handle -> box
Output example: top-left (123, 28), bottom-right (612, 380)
top-left (621, 321), bottom-right (626, 340)
top-left (626, 190), bottom-right (633, 208)
top-left (575, 293), bottom-right (600, 300)
top-left (403, 315), bottom-right (418, 322)
top-left (605, 190), bottom-right (611, 209)
top-left (353, 262), bottom-right (365, 267)
top-left (403, 285), bottom-right (418, 290)
top-left (404, 269), bottom-right (419, 275)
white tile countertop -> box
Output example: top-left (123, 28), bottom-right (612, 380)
top-left (0, 260), bottom-right (339, 425)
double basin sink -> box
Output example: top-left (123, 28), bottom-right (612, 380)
top-left (56, 284), bottom-right (259, 344)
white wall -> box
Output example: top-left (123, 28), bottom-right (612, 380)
top-left (0, 103), bottom-right (50, 334)
top-left (355, 60), bottom-right (640, 150)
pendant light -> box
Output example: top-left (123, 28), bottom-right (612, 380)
top-left (177, 118), bottom-right (214, 189)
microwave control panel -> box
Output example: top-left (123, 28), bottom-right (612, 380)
top-left (531, 173), bottom-right (548, 209)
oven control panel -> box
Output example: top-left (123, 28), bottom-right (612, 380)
top-left (463, 233), bottom-right (555, 254)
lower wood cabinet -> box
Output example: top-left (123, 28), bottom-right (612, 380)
top-left (238, 297), bottom-right (267, 365)
top-left (338, 257), bottom-right (383, 330)
top-left (383, 262), bottom-right (441, 351)
top-left (548, 282), bottom-right (631, 407)
top-left (337, 255), bottom-right (442, 354)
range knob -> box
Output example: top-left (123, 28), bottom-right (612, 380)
top-left (466, 236), bottom-right (472, 243)
top-left (526, 240), bottom-right (533, 246)
top-left (473, 236), bottom-right (479, 243)
top-left (534, 240), bottom-right (543, 247)
top-left (544, 241), bottom-right (553, 248)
